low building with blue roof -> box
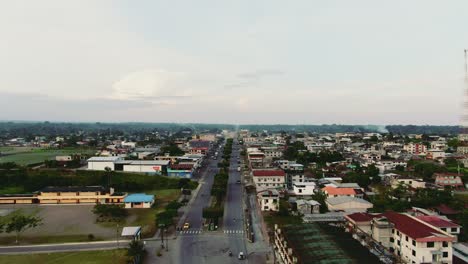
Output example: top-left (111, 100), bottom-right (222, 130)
top-left (124, 193), bottom-right (155, 209)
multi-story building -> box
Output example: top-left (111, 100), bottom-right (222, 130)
top-left (404, 143), bottom-right (427, 155)
top-left (257, 189), bottom-right (279, 211)
top-left (322, 186), bottom-right (363, 199)
top-left (252, 169), bottom-right (286, 190)
top-left (345, 212), bottom-right (455, 264)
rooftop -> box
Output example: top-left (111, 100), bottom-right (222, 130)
top-left (326, 196), bottom-right (373, 206)
top-left (322, 186), bottom-right (357, 196)
top-left (253, 169), bottom-right (285, 177)
top-left (87, 156), bottom-right (122, 162)
top-left (345, 212), bottom-right (380, 223)
top-left (277, 223), bottom-right (380, 264)
top-left (39, 186), bottom-right (107, 193)
top-left (381, 212), bottom-right (452, 242)
top-left (124, 193), bottom-right (154, 203)
top-left (416, 215), bottom-right (460, 228)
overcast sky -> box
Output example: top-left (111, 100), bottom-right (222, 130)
top-left (1, 1), bottom-right (467, 125)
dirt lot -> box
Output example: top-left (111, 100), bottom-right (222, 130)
top-left (0, 204), bottom-right (116, 242)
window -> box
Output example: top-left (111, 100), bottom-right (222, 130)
top-left (392, 229), bottom-right (395, 234)
top-left (412, 250), bottom-right (416, 257)
top-left (397, 231), bottom-right (400, 236)
top-left (406, 236), bottom-right (408, 242)
top-left (412, 240), bottom-right (416, 246)
top-left (441, 228), bottom-right (446, 231)
top-left (442, 241), bottom-right (448, 247)
top-left (451, 227), bottom-right (457, 232)
top-left (390, 238), bottom-right (394, 243)
top-left (427, 242), bottom-right (434, 248)
top-left (442, 252), bottom-right (448, 258)
top-left (397, 240), bottom-right (400, 246)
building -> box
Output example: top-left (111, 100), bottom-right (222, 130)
top-left (252, 169), bottom-right (286, 190)
top-left (292, 182), bottom-right (316, 196)
top-left (326, 196), bottom-right (373, 213)
top-left (257, 189), bottom-right (279, 211)
top-left (115, 160), bottom-right (170, 175)
top-left (167, 163), bottom-right (195, 178)
top-left (434, 173), bottom-right (465, 190)
top-left (124, 193), bottom-right (155, 209)
top-left (404, 143), bottom-right (427, 155)
top-left (416, 215), bottom-right (461, 241)
top-left (344, 212), bottom-right (377, 235)
top-left (391, 177), bottom-right (426, 189)
top-left (345, 212), bottom-right (456, 264)
top-left (274, 223), bottom-right (379, 264)
top-left (296, 199), bottom-right (320, 215)
top-left (321, 186), bottom-right (363, 198)
top-left (189, 140), bottom-right (211, 155)
top-left (36, 186), bottom-right (125, 204)
top-left (248, 151), bottom-right (265, 168)
top-left (121, 226), bottom-right (142, 241)
top-left (87, 156), bottom-right (123, 171)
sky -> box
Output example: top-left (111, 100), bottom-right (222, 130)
top-left (0, 1), bottom-right (468, 125)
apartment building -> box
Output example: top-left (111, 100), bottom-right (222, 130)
top-left (292, 182), bottom-right (316, 196)
top-left (345, 212), bottom-right (455, 264)
top-left (404, 143), bottom-right (427, 155)
top-left (252, 169), bottom-right (286, 190)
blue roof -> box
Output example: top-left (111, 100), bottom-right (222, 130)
top-left (124, 193), bottom-right (154, 203)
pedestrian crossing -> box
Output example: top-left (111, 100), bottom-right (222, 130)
top-left (177, 229), bottom-right (245, 235)
top-left (223, 230), bottom-right (244, 234)
top-left (178, 229), bottom-right (203, 235)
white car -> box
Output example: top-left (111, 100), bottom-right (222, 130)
top-left (238, 252), bottom-right (245, 260)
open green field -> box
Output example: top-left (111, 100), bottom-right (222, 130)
top-left (0, 147), bottom-right (96, 165)
top-left (0, 249), bottom-right (129, 264)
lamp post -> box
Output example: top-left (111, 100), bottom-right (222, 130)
top-left (159, 224), bottom-right (165, 249)
top-left (165, 228), bottom-right (169, 251)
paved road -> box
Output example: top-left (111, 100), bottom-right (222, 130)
top-left (223, 139), bottom-right (248, 262)
top-left (174, 142), bottom-right (223, 264)
top-left (0, 240), bottom-right (130, 254)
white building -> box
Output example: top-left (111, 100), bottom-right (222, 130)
top-left (257, 189), bottom-right (279, 211)
top-left (119, 160), bottom-right (169, 174)
top-left (391, 178), bottom-right (426, 189)
top-left (252, 169), bottom-right (286, 190)
top-left (292, 182), bottom-right (316, 196)
top-left (87, 156), bottom-right (123, 171)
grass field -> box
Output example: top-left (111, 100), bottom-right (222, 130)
top-left (0, 249), bottom-right (129, 264)
top-left (0, 147), bottom-right (96, 165)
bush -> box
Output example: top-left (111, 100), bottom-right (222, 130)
top-left (87, 234), bottom-right (95, 241)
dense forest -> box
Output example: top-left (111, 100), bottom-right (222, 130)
top-left (0, 122), bottom-right (460, 137)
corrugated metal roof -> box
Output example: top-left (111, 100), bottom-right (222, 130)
top-left (124, 193), bottom-right (154, 203)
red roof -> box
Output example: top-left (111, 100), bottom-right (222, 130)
top-left (170, 164), bottom-right (193, 170)
top-left (382, 212), bottom-right (452, 242)
top-left (252, 170), bottom-right (285, 177)
top-left (416, 216), bottom-right (460, 228)
top-left (322, 186), bottom-right (356, 195)
top-left (346, 212), bottom-right (379, 222)
top-left (434, 204), bottom-right (459, 215)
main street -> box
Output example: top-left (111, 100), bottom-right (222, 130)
top-left (169, 137), bottom-right (251, 264)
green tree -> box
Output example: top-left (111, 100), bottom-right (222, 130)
top-left (5, 212), bottom-right (42, 244)
top-left (312, 191), bottom-right (328, 213)
top-left (127, 240), bottom-right (145, 264)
